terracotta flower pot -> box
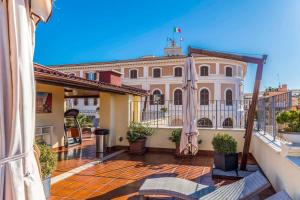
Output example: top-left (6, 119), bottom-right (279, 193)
top-left (129, 138), bottom-right (146, 155)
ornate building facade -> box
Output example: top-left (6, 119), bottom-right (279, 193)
top-left (52, 45), bottom-right (248, 128)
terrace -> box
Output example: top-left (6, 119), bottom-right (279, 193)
top-left (49, 141), bottom-right (274, 200)
top-left (46, 91), bottom-right (300, 199)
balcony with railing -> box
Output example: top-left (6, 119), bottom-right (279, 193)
top-left (130, 99), bottom-right (251, 129)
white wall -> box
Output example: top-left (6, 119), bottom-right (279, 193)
top-left (36, 84), bottom-right (65, 148)
top-left (116, 127), bottom-right (245, 152)
top-left (251, 132), bottom-right (300, 199)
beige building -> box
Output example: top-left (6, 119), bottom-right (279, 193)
top-left (52, 45), bottom-right (249, 129)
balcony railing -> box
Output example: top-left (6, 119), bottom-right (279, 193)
top-left (256, 92), bottom-right (292, 140)
top-left (130, 99), bottom-right (251, 129)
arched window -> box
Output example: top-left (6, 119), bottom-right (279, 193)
top-left (197, 118), bottom-right (213, 128)
top-left (200, 89), bottom-right (209, 105)
top-left (73, 98), bottom-right (78, 106)
top-left (68, 73), bottom-right (76, 77)
top-left (226, 67), bottom-right (232, 77)
top-left (223, 118), bottom-right (233, 128)
top-left (226, 90), bottom-right (233, 106)
top-left (150, 90), bottom-right (164, 105)
top-left (200, 66), bottom-right (209, 76)
top-left (174, 89), bottom-right (182, 105)
top-left (153, 68), bottom-right (161, 78)
top-left (130, 69), bottom-right (138, 79)
top-left (174, 67), bottom-right (182, 77)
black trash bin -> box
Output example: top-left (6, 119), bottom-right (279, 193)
top-left (95, 129), bottom-right (109, 153)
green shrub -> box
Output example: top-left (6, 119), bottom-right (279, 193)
top-left (212, 133), bottom-right (237, 154)
top-left (37, 143), bottom-right (57, 179)
top-left (169, 129), bottom-right (181, 145)
top-left (276, 110), bottom-right (300, 132)
top-left (127, 122), bottom-right (154, 143)
top-left (77, 114), bottom-right (92, 128)
top-left (160, 107), bottom-right (167, 113)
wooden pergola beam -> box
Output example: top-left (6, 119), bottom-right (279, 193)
top-left (188, 47), bottom-right (267, 170)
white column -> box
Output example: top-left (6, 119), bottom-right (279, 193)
top-left (215, 82), bottom-right (221, 100)
top-left (120, 67), bottom-right (124, 79)
top-left (216, 62), bottom-right (220, 75)
top-left (215, 82), bottom-right (221, 128)
top-left (80, 70), bottom-right (83, 78)
top-left (143, 66), bottom-right (148, 77)
top-left (165, 83), bottom-right (170, 101)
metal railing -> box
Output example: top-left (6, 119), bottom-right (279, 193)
top-left (130, 99), bottom-right (251, 129)
top-left (256, 92), bottom-right (292, 140)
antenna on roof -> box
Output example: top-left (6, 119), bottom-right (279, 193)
top-left (277, 73), bottom-right (281, 87)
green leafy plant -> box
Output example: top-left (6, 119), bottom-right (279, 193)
top-left (77, 114), bottom-right (92, 128)
top-left (127, 122), bottom-right (154, 143)
top-left (212, 133), bottom-right (237, 154)
top-left (169, 129), bottom-right (181, 145)
top-left (276, 110), bottom-right (300, 132)
top-left (160, 107), bottom-right (167, 113)
top-left (37, 143), bottom-right (57, 179)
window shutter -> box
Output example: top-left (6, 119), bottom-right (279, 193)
top-left (160, 94), bottom-right (165, 105)
top-left (85, 73), bottom-right (89, 80)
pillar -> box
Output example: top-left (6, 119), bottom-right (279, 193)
top-left (99, 92), bottom-right (134, 148)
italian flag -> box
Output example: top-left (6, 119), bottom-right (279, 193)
top-left (173, 27), bottom-right (181, 33)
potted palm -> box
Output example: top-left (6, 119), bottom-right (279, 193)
top-left (169, 128), bottom-right (181, 157)
top-left (37, 143), bottom-right (57, 198)
top-left (276, 110), bottom-right (300, 144)
top-left (212, 133), bottom-right (238, 171)
top-left (127, 122), bottom-right (154, 154)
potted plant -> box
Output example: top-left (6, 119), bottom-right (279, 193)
top-left (160, 107), bottom-right (167, 117)
top-left (37, 143), bottom-right (57, 198)
top-left (276, 110), bottom-right (300, 144)
top-left (212, 133), bottom-right (238, 171)
top-left (127, 122), bottom-right (154, 154)
top-left (169, 128), bottom-right (181, 156)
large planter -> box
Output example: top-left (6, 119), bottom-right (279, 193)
top-left (214, 152), bottom-right (238, 171)
top-left (283, 132), bottom-right (300, 144)
top-left (42, 176), bottom-right (51, 199)
top-left (129, 138), bottom-right (146, 155)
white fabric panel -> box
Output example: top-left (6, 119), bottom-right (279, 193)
top-left (0, 0), bottom-right (52, 199)
top-left (31, 0), bottom-right (52, 22)
top-left (180, 57), bottom-right (199, 155)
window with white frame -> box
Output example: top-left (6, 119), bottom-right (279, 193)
top-left (225, 89), bottom-right (233, 106)
top-left (174, 89), bottom-right (182, 105)
top-left (86, 72), bottom-right (96, 80)
top-left (226, 67), bottom-right (233, 77)
top-left (223, 118), bottom-right (233, 128)
top-left (200, 66), bottom-right (209, 76)
top-left (130, 69), bottom-right (138, 79)
top-left (197, 118), bottom-right (213, 128)
top-left (174, 67), bottom-right (182, 77)
top-left (200, 89), bottom-right (209, 105)
top-left (150, 90), bottom-right (164, 105)
top-left (153, 68), bottom-right (161, 78)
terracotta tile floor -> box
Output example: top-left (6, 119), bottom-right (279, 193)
top-left (49, 152), bottom-right (275, 200)
top-left (52, 138), bottom-right (116, 177)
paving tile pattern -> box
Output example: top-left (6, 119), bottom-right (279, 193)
top-left (49, 152), bottom-right (274, 200)
top-left (52, 139), bottom-right (115, 177)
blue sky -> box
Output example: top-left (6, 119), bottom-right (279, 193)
top-left (34, 0), bottom-right (300, 92)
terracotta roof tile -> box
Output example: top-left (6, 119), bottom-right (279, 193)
top-left (34, 64), bottom-right (147, 96)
